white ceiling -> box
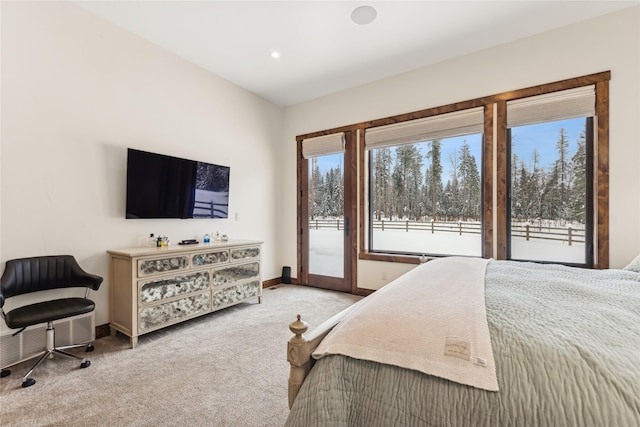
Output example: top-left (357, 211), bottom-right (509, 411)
top-left (75, 1), bottom-right (638, 107)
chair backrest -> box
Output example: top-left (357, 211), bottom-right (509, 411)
top-left (0, 256), bottom-right (103, 305)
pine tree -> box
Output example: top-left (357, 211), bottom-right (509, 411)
top-left (457, 141), bottom-right (481, 220)
top-left (445, 151), bottom-right (461, 221)
top-left (568, 132), bottom-right (587, 223)
top-left (324, 165), bottom-right (343, 217)
top-left (529, 148), bottom-right (544, 222)
top-left (541, 165), bottom-right (561, 220)
top-left (511, 152), bottom-right (522, 219)
top-left (555, 128), bottom-right (570, 220)
top-left (309, 158), bottom-right (322, 219)
top-left (425, 140), bottom-right (443, 220)
top-left (442, 180), bottom-right (455, 221)
top-left (392, 144), bottom-right (422, 219)
top-left (373, 148), bottom-right (392, 220)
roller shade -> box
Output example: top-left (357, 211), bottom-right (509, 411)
top-left (365, 107), bottom-right (484, 150)
top-left (302, 132), bottom-right (345, 159)
top-left (507, 85), bottom-right (595, 128)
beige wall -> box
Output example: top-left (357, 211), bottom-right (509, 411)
top-left (1, 2), bottom-right (283, 329)
top-left (280, 6), bottom-right (640, 288)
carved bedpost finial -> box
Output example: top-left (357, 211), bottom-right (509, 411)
top-left (288, 314), bottom-right (311, 408)
top-left (289, 314), bottom-right (309, 343)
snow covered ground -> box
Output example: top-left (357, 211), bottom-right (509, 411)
top-left (309, 230), bottom-right (344, 277)
top-left (309, 228), bottom-right (585, 276)
top-left (511, 238), bottom-right (585, 263)
top-left (194, 189), bottom-right (229, 218)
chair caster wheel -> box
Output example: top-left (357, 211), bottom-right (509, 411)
top-left (80, 360), bottom-right (91, 369)
top-left (86, 344), bottom-right (94, 352)
top-left (1, 369), bottom-right (10, 378)
top-left (22, 378), bottom-right (36, 387)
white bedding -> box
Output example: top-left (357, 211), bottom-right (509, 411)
top-left (287, 260), bottom-right (640, 427)
top-left (313, 257), bottom-right (498, 391)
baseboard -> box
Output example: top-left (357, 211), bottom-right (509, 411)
top-left (95, 324), bottom-right (111, 339)
top-left (354, 287), bottom-right (374, 297)
top-left (263, 276), bottom-right (298, 288)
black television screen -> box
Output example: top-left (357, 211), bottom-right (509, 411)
top-left (126, 148), bottom-right (230, 219)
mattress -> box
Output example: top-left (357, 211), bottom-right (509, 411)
top-left (285, 260), bottom-right (640, 426)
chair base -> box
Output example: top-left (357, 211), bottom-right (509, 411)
top-left (19, 346), bottom-right (92, 387)
top-left (2, 321), bottom-right (93, 387)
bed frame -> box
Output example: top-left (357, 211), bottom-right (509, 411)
top-left (286, 298), bottom-right (366, 408)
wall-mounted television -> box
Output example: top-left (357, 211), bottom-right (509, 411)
top-left (126, 148), bottom-right (230, 219)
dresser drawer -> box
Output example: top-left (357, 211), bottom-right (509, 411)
top-left (139, 271), bottom-right (210, 304)
top-left (138, 255), bottom-right (189, 277)
top-left (191, 249), bottom-right (229, 267)
top-left (212, 280), bottom-right (261, 308)
top-left (212, 262), bottom-right (260, 287)
top-left (230, 246), bottom-right (260, 262)
top-left (139, 292), bottom-right (210, 332)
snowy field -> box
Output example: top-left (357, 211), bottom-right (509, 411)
top-left (309, 230), bottom-right (344, 277)
top-left (309, 228), bottom-right (585, 276)
top-left (194, 189), bottom-right (229, 218)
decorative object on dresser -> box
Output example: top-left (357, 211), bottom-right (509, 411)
top-left (108, 239), bottom-right (262, 348)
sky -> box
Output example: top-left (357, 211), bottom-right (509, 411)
top-left (511, 117), bottom-right (586, 169)
top-left (312, 117), bottom-right (587, 183)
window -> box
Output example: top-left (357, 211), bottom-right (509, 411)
top-left (365, 108), bottom-right (484, 257)
top-left (367, 134), bottom-right (484, 256)
top-left (506, 86), bottom-right (595, 266)
top-left (297, 71), bottom-right (610, 276)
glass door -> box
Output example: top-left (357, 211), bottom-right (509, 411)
top-left (298, 131), bottom-right (355, 293)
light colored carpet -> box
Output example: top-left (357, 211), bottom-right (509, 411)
top-left (0, 285), bottom-right (361, 427)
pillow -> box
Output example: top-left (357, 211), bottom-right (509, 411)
top-left (622, 254), bottom-right (640, 272)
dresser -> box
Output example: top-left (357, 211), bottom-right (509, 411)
top-left (107, 239), bottom-right (262, 348)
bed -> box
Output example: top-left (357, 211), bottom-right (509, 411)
top-left (285, 257), bottom-right (640, 426)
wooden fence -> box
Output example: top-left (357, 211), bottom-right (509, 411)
top-left (309, 218), bottom-right (585, 245)
top-left (510, 223), bottom-right (585, 245)
top-left (193, 200), bottom-right (228, 218)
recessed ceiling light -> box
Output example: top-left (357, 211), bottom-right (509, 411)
top-left (351, 5), bottom-right (377, 25)
top-left (270, 51), bottom-right (281, 59)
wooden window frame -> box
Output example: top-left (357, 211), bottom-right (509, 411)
top-left (296, 71), bottom-right (610, 269)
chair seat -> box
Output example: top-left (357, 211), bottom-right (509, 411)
top-left (4, 298), bottom-right (95, 329)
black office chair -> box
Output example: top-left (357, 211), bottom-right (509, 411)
top-left (0, 255), bottom-right (103, 387)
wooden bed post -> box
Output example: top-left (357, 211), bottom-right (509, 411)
top-left (287, 315), bottom-right (310, 409)
top-left (286, 299), bottom-right (366, 409)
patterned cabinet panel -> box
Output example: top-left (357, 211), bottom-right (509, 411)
top-left (212, 262), bottom-right (260, 287)
top-left (139, 271), bottom-right (210, 304)
top-left (230, 246), bottom-right (260, 262)
top-left (139, 293), bottom-right (210, 332)
top-left (191, 250), bottom-right (229, 267)
top-left (138, 255), bottom-right (189, 277)
top-left (212, 280), bottom-right (261, 308)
